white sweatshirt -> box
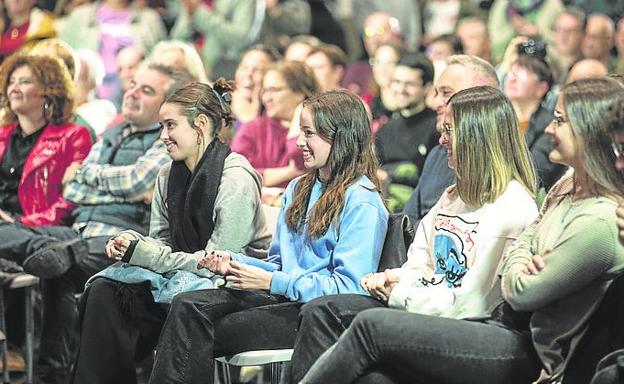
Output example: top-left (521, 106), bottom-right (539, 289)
top-left (388, 180), bottom-right (539, 319)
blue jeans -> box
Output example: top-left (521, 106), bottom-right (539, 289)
top-left (301, 307), bottom-right (541, 384)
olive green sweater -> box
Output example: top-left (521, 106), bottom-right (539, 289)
top-left (502, 175), bottom-right (624, 383)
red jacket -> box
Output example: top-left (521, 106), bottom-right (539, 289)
top-left (0, 122), bottom-right (93, 226)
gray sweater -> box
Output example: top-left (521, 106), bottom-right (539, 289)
top-left (120, 152), bottom-right (272, 278)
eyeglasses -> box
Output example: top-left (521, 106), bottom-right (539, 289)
top-left (364, 26), bottom-right (387, 38)
top-left (553, 112), bottom-right (568, 127)
top-left (442, 122), bottom-right (453, 138)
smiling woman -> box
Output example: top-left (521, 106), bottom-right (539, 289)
top-left (0, 53), bottom-right (92, 228)
top-left (71, 81), bottom-right (272, 384)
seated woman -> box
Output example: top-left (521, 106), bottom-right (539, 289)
top-left (0, 53), bottom-right (92, 242)
top-left (0, 52), bottom-right (92, 383)
top-left (231, 60), bottom-right (319, 188)
top-left (144, 90), bottom-right (389, 384)
top-left (299, 77), bottom-right (624, 384)
top-left (71, 80), bottom-right (271, 383)
top-left (291, 86), bottom-right (539, 382)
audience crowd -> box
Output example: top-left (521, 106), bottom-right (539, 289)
top-left (0, 0), bottom-right (623, 383)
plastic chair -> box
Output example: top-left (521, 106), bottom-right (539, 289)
top-left (215, 349), bottom-right (293, 384)
top-left (0, 273), bottom-right (39, 384)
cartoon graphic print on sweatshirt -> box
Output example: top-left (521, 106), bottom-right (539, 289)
top-left (421, 214), bottom-right (479, 288)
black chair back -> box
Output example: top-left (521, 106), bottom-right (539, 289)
top-left (376, 214), bottom-right (415, 272)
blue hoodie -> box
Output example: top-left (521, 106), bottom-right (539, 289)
top-left (232, 175), bottom-right (388, 303)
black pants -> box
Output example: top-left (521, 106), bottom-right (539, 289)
top-left (0, 222), bottom-right (78, 264)
top-left (71, 278), bottom-right (167, 384)
top-left (149, 288), bottom-right (302, 384)
top-left (0, 222), bottom-right (111, 384)
top-left (290, 294), bottom-right (385, 383)
top-left (300, 308), bottom-right (540, 384)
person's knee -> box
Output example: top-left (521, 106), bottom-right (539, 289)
top-left (168, 289), bottom-right (211, 318)
top-left (351, 308), bottom-right (390, 336)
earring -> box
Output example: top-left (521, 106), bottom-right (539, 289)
top-left (197, 134), bottom-right (202, 145)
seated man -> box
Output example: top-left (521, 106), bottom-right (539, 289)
top-left (374, 52), bottom-right (438, 212)
top-left (0, 62), bottom-right (190, 384)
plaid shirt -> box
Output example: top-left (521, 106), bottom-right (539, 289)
top-left (64, 123), bottom-right (170, 238)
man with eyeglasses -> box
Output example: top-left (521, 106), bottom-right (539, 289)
top-left (404, 55), bottom-right (499, 227)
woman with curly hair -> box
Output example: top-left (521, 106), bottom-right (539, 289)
top-left (0, 53), bottom-right (92, 231)
top-left (0, 52), bottom-right (91, 382)
top-left (144, 90), bottom-right (389, 384)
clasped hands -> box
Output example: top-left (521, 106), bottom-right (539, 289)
top-left (361, 269), bottom-right (400, 303)
top-left (197, 251), bottom-right (272, 291)
top-left (105, 233), bottom-right (133, 261)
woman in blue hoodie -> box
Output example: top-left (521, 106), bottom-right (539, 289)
top-left (147, 89), bottom-right (389, 384)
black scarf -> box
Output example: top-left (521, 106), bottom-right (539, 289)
top-left (167, 140), bottom-right (231, 253)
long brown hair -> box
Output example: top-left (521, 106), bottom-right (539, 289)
top-left (286, 90), bottom-right (383, 238)
top-left (561, 77), bottom-right (624, 197)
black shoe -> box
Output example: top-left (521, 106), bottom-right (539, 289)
top-left (23, 238), bottom-right (87, 279)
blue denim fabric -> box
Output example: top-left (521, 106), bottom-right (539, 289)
top-left (88, 262), bottom-right (220, 303)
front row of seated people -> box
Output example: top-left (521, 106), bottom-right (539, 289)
top-left (0, 52), bottom-right (623, 384)
top-left (297, 77), bottom-right (624, 384)
top-left (72, 88), bottom-right (389, 384)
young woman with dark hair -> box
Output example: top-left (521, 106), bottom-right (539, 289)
top-left (147, 90), bottom-right (389, 384)
top-left (70, 80), bottom-right (271, 384)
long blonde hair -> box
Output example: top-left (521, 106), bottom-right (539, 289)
top-left (449, 86), bottom-right (536, 207)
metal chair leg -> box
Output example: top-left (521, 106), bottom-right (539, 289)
top-left (0, 291), bottom-right (9, 384)
top-left (25, 285), bottom-right (34, 384)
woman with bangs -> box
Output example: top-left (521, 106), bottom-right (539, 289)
top-left (144, 90), bottom-right (389, 384)
top-left (294, 86), bottom-right (540, 383)
top-left (299, 79), bottom-right (624, 384)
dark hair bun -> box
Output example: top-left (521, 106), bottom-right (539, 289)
top-left (212, 77), bottom-right (236, 105)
